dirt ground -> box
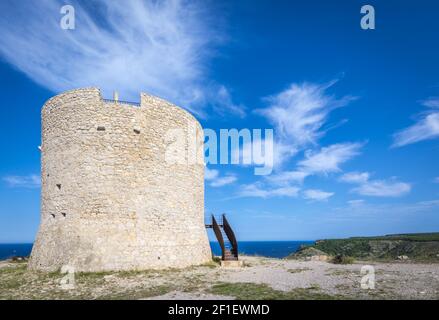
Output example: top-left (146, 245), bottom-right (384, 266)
top-left (1, 256), bottom-right (438, 300)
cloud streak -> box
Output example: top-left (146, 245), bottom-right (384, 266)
top-left (205, 168), bottom-right (237, 188)
top-left (352, 180), bottom-right (411, 197)
top-left (421, 97), bottom-right (439, 108)
top-left (234, 80), bottom-right (362, 199)
top-left (210, 175), bottom-right (237, 187)
top-left (265, 170), bottom-right (310, 186)
top-left (392, 97), bottom-right (439, 147)
top-left (210, 85), bottom-right (246, 118)
top-left (258, 80), bottom-right (356, 148)
top-left (0, 0), bottom-right (240, 116)
top-left (339, 172), bottom-right (370, 184)
top-left (298, 142), bottom-right (363, 175)
top-left (340, 171), bottom-right (411, 198)
top-left (237, 183), bottom-right (299, 198)
top-left (303, 189), bottom-right (334, 201)
top-left (3, 175), bottom-right (41, 188)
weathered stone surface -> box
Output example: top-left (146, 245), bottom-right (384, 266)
top-left (28, 88), bottom-right (211, 272)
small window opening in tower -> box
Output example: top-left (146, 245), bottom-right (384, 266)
top-left (56, 184), bottom-right (61, 190)
top-left (97, 126), bottom-right (106, 131)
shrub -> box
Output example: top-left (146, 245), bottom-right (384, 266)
top-left (331, 255), bottom-right (355, 264)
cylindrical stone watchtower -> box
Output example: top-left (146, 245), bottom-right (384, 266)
top-left (29, 88), bottom-right (211, 272)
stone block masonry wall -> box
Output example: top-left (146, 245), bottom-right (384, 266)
top-left (29, 88), bottom-right (212, 272)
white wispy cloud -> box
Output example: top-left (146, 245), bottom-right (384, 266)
top-left (242, 142), bottom-right (362, 193)
top-left (231, 79), bottom-right (359, 181)
top-left (237, 79), bottom-right (357, 170)
top-left (205, 167), bottom-right (236, 187)
top-left (303, 189), bottom-right (334, 201)
top-left (234, 81), bottom-right (361, 196)
top-left (265, 170), bottom-right (310, 186)
top-left (258, 80), bottom-right (356, 148)
top-left (205, 168), bottom-right (219, 180)
top-left (298, 142), bottom-right (363, 175)
top-left (339, 171), bottom-right (370, 184)
top-left (210, 175), bottom-right (237, 187)
top-left (416, 199), bottom-right (439, 208)
top-left (236, 135), bottom-right (362, 196)
top-left (352, 180), bottom-right (411, 197)
top-left (340, 171), bottom-right (411, 198)
top-left (347, 199), bottom-right (365, 206)
top-left (210, 85), bottom-right (246, 118)
top-left (238, 142), bottom-right (360, 197)
top-left (3, 175), bottom-right (41, 188)
top-left (392, 97), bottom-right (439, 147)
top-left (421, 97), bottom-right (439, 108)
top-left (233, 137), bottom-right (295, 170)
top-left (392, 113), bottom-right (439, 147)
top-left (328, 199), bottom-right (439, 222)
top-left (238, 183), bottom-right (299, 198)
top-left (0, 0), bottom-right (241, 117)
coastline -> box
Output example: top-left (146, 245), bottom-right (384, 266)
top-left (0, 241), bottom-right (315, 261)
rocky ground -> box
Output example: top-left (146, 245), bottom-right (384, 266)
top-left (1, 256), bottom-right (438, 300)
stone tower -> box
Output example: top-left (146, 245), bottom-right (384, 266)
top-left (29, 88), bottom-right (211, 272)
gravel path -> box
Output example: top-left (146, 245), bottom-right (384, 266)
top-left (216, 256), bottom-right (439, 299)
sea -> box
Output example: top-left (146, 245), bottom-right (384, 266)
top-left (0, 241), bottom-right (314, 261)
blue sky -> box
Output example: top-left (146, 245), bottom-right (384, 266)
top-left (1, 0), bottom-right (439, 243)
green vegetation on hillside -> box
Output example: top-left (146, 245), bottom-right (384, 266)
top-left (309, 232), bottom-right (439, 262)
top-left (344, 233), bottom-right (439, 242)
top-left (286, 247), bottom-right (327, 259)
